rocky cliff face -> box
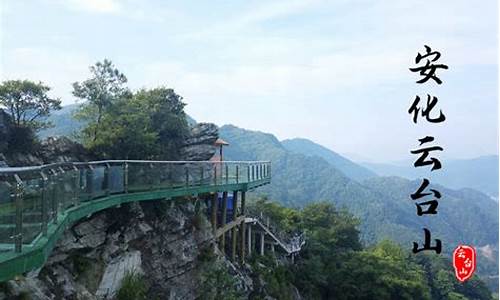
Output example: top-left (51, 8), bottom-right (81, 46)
top-left (1, 200), bottom-right (215, 300)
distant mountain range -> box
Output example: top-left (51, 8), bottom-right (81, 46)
top-left (219, 124), bottom-right (498, 290)
top-left (281, 138), bottom-right (377, 182)
top-left (39, 104), bottom-right (84, 139)
top-left (361, 156), bottom-right (499, 198)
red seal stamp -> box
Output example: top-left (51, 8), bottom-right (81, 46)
top-left (453, 245), bottom-right (476, 282)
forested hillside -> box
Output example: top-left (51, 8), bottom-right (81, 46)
top-left (282, 138), bottom-right (376, 181)
top-left (248, 199), bottom-right (494, 300)
top-left (220, 124), bottom-right (499, 293)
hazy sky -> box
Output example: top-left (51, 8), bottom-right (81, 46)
top-left (1, 0), bottom-right (498, 162)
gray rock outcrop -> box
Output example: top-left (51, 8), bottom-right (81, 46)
top-left (180, 123), bottom-right (218, 161)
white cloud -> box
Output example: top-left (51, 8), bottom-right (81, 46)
top-left (1, 47), bottom-right (93, 103)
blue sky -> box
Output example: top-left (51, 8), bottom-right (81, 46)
top-left (1, 0), bottom-right (498, 162)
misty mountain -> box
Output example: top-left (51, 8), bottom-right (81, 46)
top-left (362, 156), bottom-right (499, 198)
top-left (220, 125), bottom-right (498, 251)
top-left (281, 138), bottom-right (376, 182)
top-left (39, 104), bottom-right (85, 139)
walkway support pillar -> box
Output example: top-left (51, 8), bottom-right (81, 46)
top-left (240, 222), bottom-right (246, 264)
top-left (260, 232), bottom-right (265, 255)
top-left (247, 223), bottom-right (252, 255)
top-left (231, 191), bottom-right (238, 261)
top-left (231, 227), bottom-right (237, 262)
top-left (239, 191), bottom-right (246, 263)
top-left (232, 191), bottom-right (238, 217)
top-left (240, 191), bottom-right (246, 215)
top-left (210, 193), bottom-right (218, 233)
top-left (220, 191), bottom-right (228, 249)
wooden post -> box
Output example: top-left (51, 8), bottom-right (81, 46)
top-left (220, 191), bottom-right (228, 249)
top-left (210, 193), bottom-right (218, 233)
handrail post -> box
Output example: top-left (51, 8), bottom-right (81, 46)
top-left (51, 170), bottom-right (59, 224)
top-left (104, 163), bottom-right (110, 196)
top-left (13, 174), bottom-right (23, 253)
top-left (251, 165), bottom-right (255, 181)
top-left (73, 166), bottom-right (80, 205)
top-left (200, 166), bottom-right (204, 186)
top-left (40, 171), bottom-right (48, 236)
top-left (225, 164), bottom-right (229, 184)
top-left (236, 165), bottom-right (239, 183)
top-left (213, 165), bottom-right (217, 185)
top-left (57, 170), bottom-right (64, 211)
top-left (149, 163), bottom-right (154, 190)
top-left (185, 164), bottom-right (189, 187)
top-left (86, 166), bottom-right (93, 201)
top-left (247, 165), bottom-right (250, 183)
top-left (123, 162), bottom-right (129, 193)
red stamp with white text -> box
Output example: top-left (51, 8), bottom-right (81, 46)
top-left (453, 245), bottom-right (476, 282)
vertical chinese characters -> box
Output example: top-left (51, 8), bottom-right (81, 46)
top-left (408, 45), bottom-right (448, 254)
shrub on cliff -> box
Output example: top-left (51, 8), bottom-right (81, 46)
top-left (116, 270), bottom-right (148, 300)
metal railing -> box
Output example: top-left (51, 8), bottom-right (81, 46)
top-left (247, 210), bottom-right (305, 254)
top-left (0, 160), bottom-right (271, 253)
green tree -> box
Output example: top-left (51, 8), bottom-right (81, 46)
top-left (86, 96), bottom-right (158, 159)
top-left (72, 59), bottom-right (128, 144)
top-left (133, 87), bottom-right (189, 160)
top-left (0, 80), bottom-right (61, 152)
top-left (0, 80), bottom-right (61, 130)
